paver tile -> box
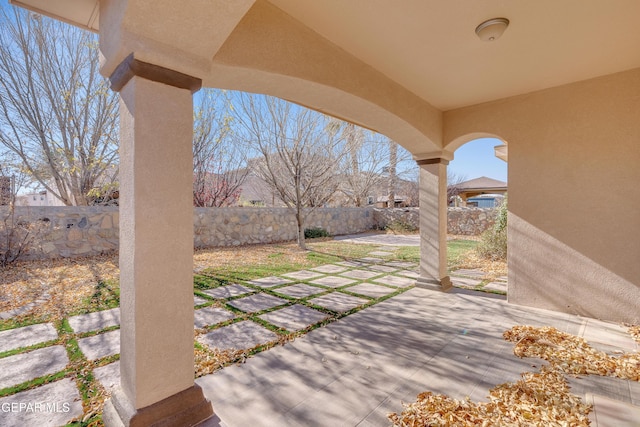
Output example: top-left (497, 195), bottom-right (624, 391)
top-left (247, 277), bottom-right (292, 288)
top-left (308, 293), bottom-right (369, 313)
top-left (68, 308), bottom-right (120, 333)
top-left (347, 283), bottom-right (397, 298)
top-left (259, 305), bottom-right (329, 331)
top-left (197, 321), bottom-right (279, 351)
top-left (0, 378), bottom-right (84, 427)
top-left (336, 261), bottom-right (369, 268)
top-left (281, 270), bottom-right (325, 280)
top-left (339, 270), bottom-right (382, 280)
top-left (452, 268), bottom-right (487, 279)
top-left (373, 275), bottom-right (415, 288)
top-left (93, 361), bottom-right (120, 391)
top-left (484, 281), bottom-right (508, 293)
top-left (309, 276), bottom-right (357, 289)
top-left (194, 295), bottom-right (209, 306)
top-left (203, 284), bottom-right (254, 299)
top-left (587, 394), bottom-right (640, 427)
top-left (195, 306), bottom-right (236, 328)
top-left (384, 261), bottom-right (417, 268)
top-left (0, 323), bottom-right (58, 353)
top-left (579, 319), bottom-right (638, 352)
top-left (273, 284), bottom-right (326, 299)
top-left (356, 257), bottom-right (384, 264)
top-left (311, 264), bottom-right (349, 274)
top-left (77, 330), bottom-right (120, 361)
top-left (396, 270), bottom-right (420, 279)
top-left (0, 345), bottom-right (69, 389)
top-left (367, 264), bottom-right (398, 273)
top-left (568, 373), bottom-right (638, 406)
top-left (496, 275), bottom-right (508, 282)
top-left (368, 251), bottom-right (394, 257)
top-left (451, 276), bottom-right (482, 288)
top-left (228, 294), bottom-right (288, 313)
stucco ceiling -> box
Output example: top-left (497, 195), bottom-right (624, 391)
top-left (10, 0), bottom-right (640, 112)
top-left (269, 0), bottom-right (640, 110)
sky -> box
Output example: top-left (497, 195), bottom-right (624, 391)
top-left (448, 137), bottom-right (507, 182)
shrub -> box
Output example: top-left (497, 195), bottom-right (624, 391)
top-left (304, 227), bottom-right (330, 239)
top-left (476, 228), bottom-right (507, 261)
top-left (494, 196), bottom-right (508, 233)
top-left (476, 196), bottom-right (508, 261)
top-left (1, 207), bottom-right (35, 267)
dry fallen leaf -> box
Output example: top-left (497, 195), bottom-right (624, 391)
top-left (388, 367), bottom-right (591, 427)
top-left (503, 325), bottom-right (640, 381)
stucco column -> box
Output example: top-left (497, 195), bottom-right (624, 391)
top-left (102, 56), bottom-right (213, 426)
top-left (416, 158), bottom-right (452, 291)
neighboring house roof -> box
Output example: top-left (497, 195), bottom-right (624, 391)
top-left (457, 176), bottom-right (507, 191)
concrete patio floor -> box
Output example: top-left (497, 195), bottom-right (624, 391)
top-left (197, 287), bottom-right (640, 427)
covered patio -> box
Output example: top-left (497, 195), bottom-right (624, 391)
top-left (196, 287), bottom-right (640, 426)
top-left (8, 0), bottom-right (640, 425)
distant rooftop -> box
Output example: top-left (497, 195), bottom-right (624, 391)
top-left (457, 176), bottom-right (507, 190)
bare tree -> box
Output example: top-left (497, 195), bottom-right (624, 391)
top-left (387, 138), bottom-right (398, 208)
top-left (0, 152), bottom-right (32, 205)
top-left (0, 7), bottom-right (119, 206)
top-left (334, 123), bottom-right (390, 207)
top-left (398, 169), bottom-right (419, 207)
top-left (233, 93), bottom-right (346, 249)
top-left (447, 170), bottom-right (468, 206)
top-left (0, 159), bottom-right (44, 267)
top-left (193, 89), bottom-right (248, 207)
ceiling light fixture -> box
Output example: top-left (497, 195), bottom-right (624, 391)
top-left (475, 18), bottom-right (509, 42)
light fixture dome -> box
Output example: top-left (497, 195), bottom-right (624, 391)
top-left (475, 18), bottom-right (509, 42)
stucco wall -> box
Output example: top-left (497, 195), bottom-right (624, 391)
top-left (444, 68), bottom-right (640, 324)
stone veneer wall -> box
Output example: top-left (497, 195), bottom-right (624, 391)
top-left (447, 207), bottom-right (497, 235)
top-left (0, 206), bottom-right (119, 260)
top-left (1, 206), bottom-right (495, 260)
top-left (193, 207), bottom-right (374, 247)
top-left (372, 207), bottom-right (497, 236)
top-left (0, 206), bottom-right (373, 260)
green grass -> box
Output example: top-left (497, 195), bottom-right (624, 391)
top-left (393, 239), bottom-right (479, 268)
top-left (447, 239), bottom-right (479, 263)
top-left (80, 279), bottom-right (120, 314)
top-left (308, 241), bottom-right (376, 260)
top-left (199, 242), bottom-right (377, 282)
top-left (395, 246), bottom-right (419, 263)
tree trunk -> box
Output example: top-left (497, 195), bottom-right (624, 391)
top-left (296, 209), bottom-right (306, 250)
top-left (388, 140), bottom-right (397, 208)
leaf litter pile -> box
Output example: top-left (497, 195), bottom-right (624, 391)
top-left (504, 325), bottom-right (640, 380)
top-left (389, 325), bottom-right (640, 426)
top-left (388, 367), bottom-right (590, 427)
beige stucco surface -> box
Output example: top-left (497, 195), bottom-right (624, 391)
top-left (444, 68), bottom-right (640, 323)
top-left (417, 162), bottom-right (451, 290)
top-left (208, 0), bottom-right (442, 156)
top-left (118, 77), bottom-right (196, 408)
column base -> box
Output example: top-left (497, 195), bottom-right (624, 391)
top-left (103, 384), bottom-right (214, 427)
top-left (415, 276), bottom-right (452, 292)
